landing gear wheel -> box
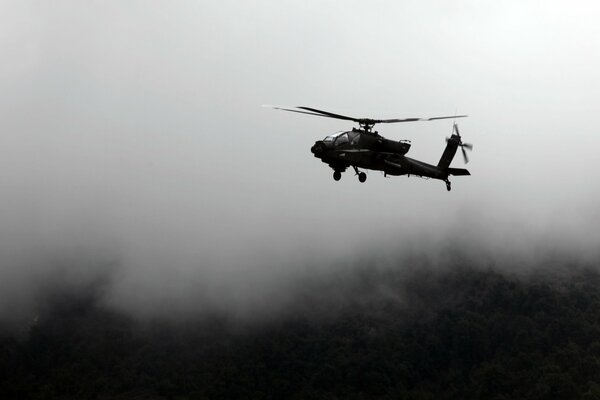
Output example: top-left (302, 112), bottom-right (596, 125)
top-left (333, 171), bottom-right (342, 181)
top-left (358, 172), bottom-right (367, 183)
top-left (445, 180), bottom-right (451, 191)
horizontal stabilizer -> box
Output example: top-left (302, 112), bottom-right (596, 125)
top-left (447, 168), bottom-right (470, 176)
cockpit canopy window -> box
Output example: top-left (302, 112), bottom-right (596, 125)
top-left (347, 131), bottom-right (360, 142)
top-left (323, 131), bottom-right (350, 146)
top-left (323, 131), bottom-right (346, 142)
top-left (335, 133), bottom-right (349, 145)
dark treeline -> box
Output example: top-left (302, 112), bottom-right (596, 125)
top-left (2, 264), bottom-right (600, 399)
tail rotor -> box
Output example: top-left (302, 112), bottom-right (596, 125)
top-left (446, 123), bottom-right (473, 164)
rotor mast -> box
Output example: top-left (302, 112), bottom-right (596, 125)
top-left (357, 119), bottom-right (376, 134)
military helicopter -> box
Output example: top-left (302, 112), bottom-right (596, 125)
top-left (269, 106), bottom-right (472, 191)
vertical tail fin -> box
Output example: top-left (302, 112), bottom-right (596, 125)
top-left (437, 135), bottom-right (460, 170)
top-left (438, 123), bottom-right (472, 169)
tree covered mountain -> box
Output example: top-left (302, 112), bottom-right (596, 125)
top-left (2, 264), bottom-right (600, 399)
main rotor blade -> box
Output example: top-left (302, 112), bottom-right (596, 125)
top-left (265, 105), bottom-right (342, 119)
top-left (296, 106), bottom-right (358, 122)
top-left (266, 105), bottom-right (359, 122)
top-left (376, 115), bottom-right (468, 124)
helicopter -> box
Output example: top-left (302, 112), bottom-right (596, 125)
top-left (269, 106), bottom-right (472, 191)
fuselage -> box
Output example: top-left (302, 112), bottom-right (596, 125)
top-left (310, 128), bottom-right (445, 178)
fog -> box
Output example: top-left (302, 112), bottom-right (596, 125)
top-left (1, 1), bottom-right (599, 327)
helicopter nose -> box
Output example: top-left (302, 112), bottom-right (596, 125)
top-left (311, 141), bottom-right (325, 155)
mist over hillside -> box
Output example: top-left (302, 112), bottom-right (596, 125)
top-left (1, 228), bottom-right (598, 332)
top-left (2, 251), bottom-right (600, 399)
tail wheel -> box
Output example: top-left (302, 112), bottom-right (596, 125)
top-left (445, 180), bottom-right (451, 191)
top-left (358, 172), bottom-right (367, 183)
top-left (333, 171), bottom-right (342, 181)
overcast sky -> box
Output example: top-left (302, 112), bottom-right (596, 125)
top-left (1, 1), bottom-right (599, 322)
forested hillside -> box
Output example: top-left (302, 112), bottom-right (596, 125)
top-left (2, 265), bottom-right (600, 399)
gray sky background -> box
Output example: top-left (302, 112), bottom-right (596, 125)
top-left (1, 1), bottom-right (599, 321)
